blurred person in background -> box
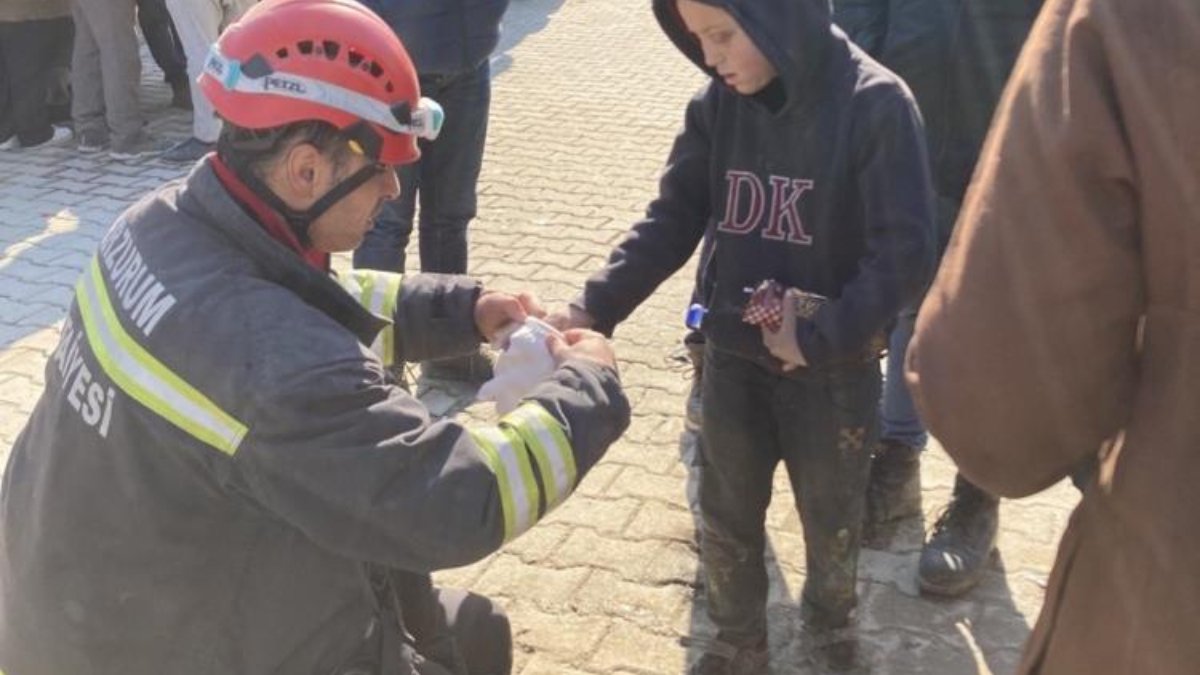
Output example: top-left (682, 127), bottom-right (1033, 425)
top-left (0, 0), bottom-right (75, 150)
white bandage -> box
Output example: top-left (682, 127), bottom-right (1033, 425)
top-left (478, 318), bottom-right (562, 414)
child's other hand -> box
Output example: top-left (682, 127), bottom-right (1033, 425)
top-left (547, 329), bottom-right (617, 370)
top-left (546, 304), bottom-right (595, 331)
top-left (762, 288), bottom-right (808, 370)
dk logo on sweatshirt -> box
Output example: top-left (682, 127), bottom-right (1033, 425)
top-left (717, 170), bottom-right (814, 245)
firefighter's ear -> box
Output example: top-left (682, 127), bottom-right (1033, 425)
top-left (276, 141), bottom-right (324, 203)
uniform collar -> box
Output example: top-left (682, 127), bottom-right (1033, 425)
top-left (209, 154), bottom-right (331, 273)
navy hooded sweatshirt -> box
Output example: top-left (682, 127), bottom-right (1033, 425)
top-left (579, 0), bottom-right (936, 370)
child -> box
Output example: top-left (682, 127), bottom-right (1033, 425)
top-left (553, 0), bottom-right (935, 671)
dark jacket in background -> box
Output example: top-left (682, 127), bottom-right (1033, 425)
top-left (358, 0), bottom-right (509, 75)
top-left (579, 0), bottom-right (936, 370)
top-left (834, 0), bottom-right (1043, 240)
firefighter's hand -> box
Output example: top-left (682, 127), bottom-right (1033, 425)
top-left (545, 304), bottom-right (595, 332)
top-left (547, 329), bottom-right (617, 370)
top-left (762, 288), bottom-right (808, 371)
top-left (475, 290), bottom-right (545, 342)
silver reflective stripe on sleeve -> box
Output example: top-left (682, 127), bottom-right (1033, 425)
top-left (468, 403), bottom-right (578, 542)
top-left (502, 402), bottom-right (577, 511)
top-left (342, 269), bottom-right (402, 367)
top-left (469, 425), bottom-right (540, 542)
top-left (75, 256), bottom-right (248, 455)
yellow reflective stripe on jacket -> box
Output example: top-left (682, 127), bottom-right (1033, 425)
top-left (502, 402), bottom-right (577, 511)
top-left (343, 269), bottom-right (403, 366)
top-left (469, 425), bottom-right (540, 542)
top-left (76, 257), bottom-right (247, 455)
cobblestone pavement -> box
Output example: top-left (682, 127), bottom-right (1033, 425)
top-left (0, 1), bottom-right (1080, 673)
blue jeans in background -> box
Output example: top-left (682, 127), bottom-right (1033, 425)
top-left (354, 59), bottom-right (491, 274)
top-left (880, 304), bottom-right (929, 449)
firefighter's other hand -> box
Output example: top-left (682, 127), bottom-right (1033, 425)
top-left (475, 290), bottom-right (545, 342)
top-left (545, 304), bottom-right (595, 332)
top-left (547, 329), bottom-right (616, 370)
top-left (762, 288), bottom-right (808, 371)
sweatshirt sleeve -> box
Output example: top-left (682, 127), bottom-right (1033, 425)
top-left (234, 317), bottom-right (631, 571)
top-left (578, 90), bottom-right (714, 335)
top-left (906, 0), bottom-right (1143, 498)
top-left (795, 87), bottom-right (937, 366)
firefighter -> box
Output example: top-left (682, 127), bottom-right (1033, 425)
top-left (0, 1), bottom-right (630, 673)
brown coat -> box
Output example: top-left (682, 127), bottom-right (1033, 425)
top-left (906, 0), bottom-right (1200, 672)
top-left (0, 0), bottom-right (70, 22)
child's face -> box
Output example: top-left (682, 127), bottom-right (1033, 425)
top-left (676, 0), bottom-right (777, 95)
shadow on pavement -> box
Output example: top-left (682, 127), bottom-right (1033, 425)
top-left (490, 0), bottom-right (568, 79)
top-left (676, 429), bottom-right (1032, 674)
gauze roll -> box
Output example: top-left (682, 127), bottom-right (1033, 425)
top-left (477, 317), bottom-right (561, 414)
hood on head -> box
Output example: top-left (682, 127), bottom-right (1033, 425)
top-left (653, 0), bottom-right (835, 106)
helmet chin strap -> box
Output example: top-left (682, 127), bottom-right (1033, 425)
top-left (237, 162), bottom-right (385, 243)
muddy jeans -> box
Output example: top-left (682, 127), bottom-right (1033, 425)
top-left (698, 347), bottom-right (880, 646)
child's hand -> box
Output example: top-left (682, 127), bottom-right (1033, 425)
top-left (761, 288), bottom-right (809, 370)
top-left (546, 304), bottom-right (595, 331)
top-left (547, 329), bottom-right (617, 370)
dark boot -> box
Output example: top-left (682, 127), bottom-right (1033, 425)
top-left (684, 334), bottom-right (705, 432)
top-left (864, 440), bottom-right (923, 533)
top-left (422, 349), bottom-right (495, 385)
top-left (918, 474), bottom-right (1000, 596)
top-left (685, 636), bottom-right (768, 675)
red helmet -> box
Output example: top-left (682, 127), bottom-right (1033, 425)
top-left (199, 0), bottom-right (442, 165)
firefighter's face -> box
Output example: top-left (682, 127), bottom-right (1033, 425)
top-left (307, 152), bottom-right (402, 253)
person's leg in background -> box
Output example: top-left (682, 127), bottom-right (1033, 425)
top-left (415, 60), bottom-right (495, 383)
top-left (863, 304), bottom-right (927, 539)
top-left (781, 363), bottom-right (879, 672)
top-left (0, 23), bottom-right (14, 147)
top-left (70, 0), bottom-right (109, 152)
top-left (136, 0), bottom-right (190, 109)
top-left (44, 17), bottom-right (74, 126)
top-left (412, 61), bottom-right (489, 276)
top-left (0, 17), bottom-right (75, 149)
top-left (162, 0), bottom-right (254, 162)
top-left (76, 0), bottom-right (153, 158)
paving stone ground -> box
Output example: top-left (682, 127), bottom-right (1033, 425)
top-left (0, 1), bottom-right (1080, 673)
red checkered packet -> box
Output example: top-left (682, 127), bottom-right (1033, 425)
top-left (741, 280), bottom-right (786, 331)
top-left (741, 279), bottom-right (827, 332)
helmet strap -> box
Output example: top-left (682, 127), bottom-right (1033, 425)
top-left (236, 162), bottom-right (385, 244)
